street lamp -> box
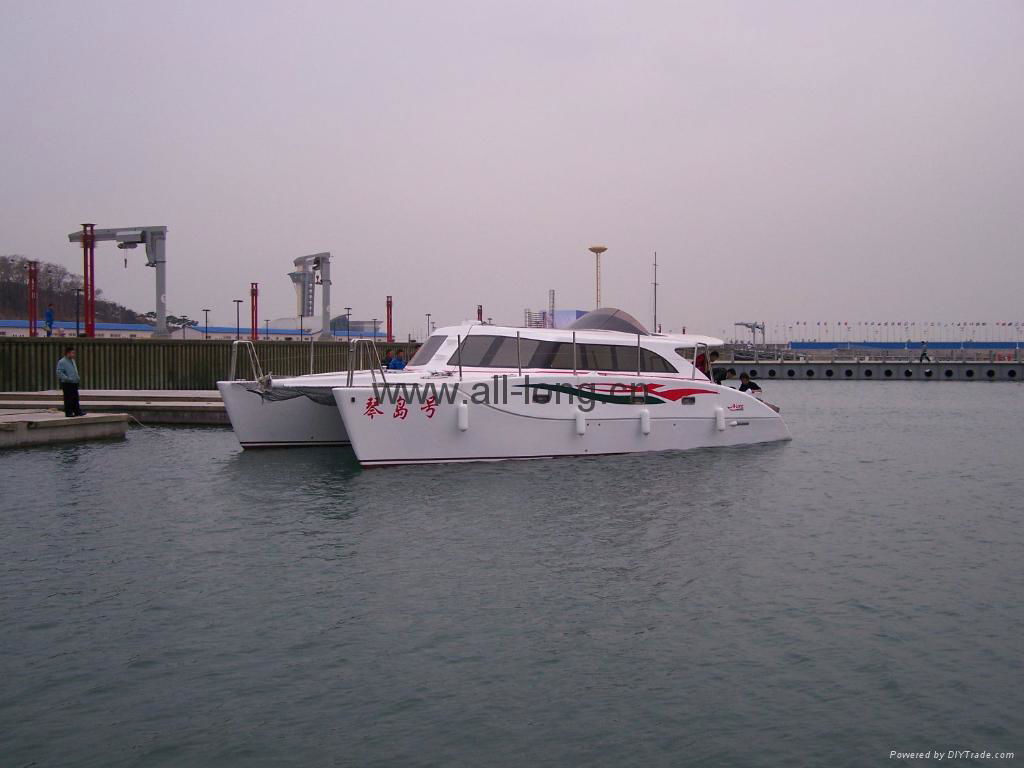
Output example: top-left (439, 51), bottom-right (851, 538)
top-left (425, 313), bottom-right (431, 341)
top-left (344, 306), bottom-right (352, 343)
top-left (233, 299), bottom-right (243, 340)
top-left (587, 245), bottom-right (608, 309)
top-left (180, 314), bottom-right (189, 339)
top-left (202, 308), bottom-right (211, 339)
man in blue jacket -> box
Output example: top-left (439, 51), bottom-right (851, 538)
top-left (56, 346), bottom-right (83, 417)
top-left (387, 349), bottom-right (406, 370)
top-left (44, 303), bottom-right (55, 337)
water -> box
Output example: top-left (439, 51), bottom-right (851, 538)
top-left (1, 383), bottom-right (1021, 767)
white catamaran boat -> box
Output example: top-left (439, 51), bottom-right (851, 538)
top-left (319, 308), bottom-right (790, 466)
top-left (218, 309), bottom-right (791, 459)
top-left (218, 309), bottom-right (790, 459)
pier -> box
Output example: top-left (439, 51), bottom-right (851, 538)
top-left (0, 410), bottom-right (128, 449)
top-left (0, 391), bottom-right (227, 425)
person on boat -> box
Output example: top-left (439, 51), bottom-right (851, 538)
top-left (919, 341), bottom-right (931, 363)
top-left (715, 367), bottom-right (737, 385)
top-left (695, 349), bottom-right (716, 379)
top-left (712, 362), bottom-right (735, 385)
top-left (387, 350), bottom-right (406, 370)
top-left (738, 372), bottom-right (761, 394)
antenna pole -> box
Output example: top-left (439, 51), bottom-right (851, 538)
top-left (652, 251), bottom-right (658, 332)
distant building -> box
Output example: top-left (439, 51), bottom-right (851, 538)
top-left (522, 309), bottom-right (587, 329)
top-left (0, 320), bottom-right (158, 339)
top-left (328, 316), bottom-right (384, 337)
top-left (0, 319), bottom-right (385, 341)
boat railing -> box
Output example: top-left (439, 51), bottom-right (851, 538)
top-left (230, 340), bottom-right (265, 381)
top-left (346, 338), bottom-right (389, 387)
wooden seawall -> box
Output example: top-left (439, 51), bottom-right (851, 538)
top-left (0, 338), bottom-right (419, 392)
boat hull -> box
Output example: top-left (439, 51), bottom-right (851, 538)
top-left (217, 381), bottom-right (349, 448)
top-left (333, 374), bottom-right (790, 466)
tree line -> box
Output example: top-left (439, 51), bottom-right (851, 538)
top-left (0, 254), bottom-right (147, 324)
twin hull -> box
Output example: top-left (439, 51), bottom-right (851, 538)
top-left (217, 381), bottom-right (348, 447)
top-left (331, 374), bottom-right (790, 466)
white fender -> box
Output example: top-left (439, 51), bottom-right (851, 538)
top-left (575, 409), bottom-right (586, 436)
top-left (639, 408), bottom-right (651, 435)
top-left (714, 406), bottom-right (726, 431)
top-left (457, 401), bottom-right (469, 431)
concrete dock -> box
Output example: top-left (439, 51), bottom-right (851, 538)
top-left (0, 391), bottom-right (228, 425)
top-left (0, 410), bottom-right (129, 449)
top-left (736, 359), bottom-right (1023, 382)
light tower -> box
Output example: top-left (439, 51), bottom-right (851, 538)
top-left (587, 245), bottom-right (608, 309)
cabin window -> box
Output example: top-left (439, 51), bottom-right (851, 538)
top-left (640, 349), bottom-right (677, 373)
top-left (447, 335), bottom-right (538, 367)
top-left (577, 343), bottom-right (627, 371)
top-left (447, 335), bottom-right (676, 372)
top-left (526, 341), bottom-right (575, 369)
top-left (410, 334), bottom-right (448, 365)
top-left (576, 344), bottom-right (677, 372)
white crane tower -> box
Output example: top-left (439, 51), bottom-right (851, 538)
top-left (288, 252), bottom-right (332, 340)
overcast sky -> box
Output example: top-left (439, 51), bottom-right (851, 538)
top-left (2, 0), bottom-right (1022, 339)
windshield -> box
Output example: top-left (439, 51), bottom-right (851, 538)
top-left (408, 335), bottom-right (447, 366)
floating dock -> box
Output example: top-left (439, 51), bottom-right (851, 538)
top-left (0, 410), bottom-right (129, 449)
top-left (0, 390), bottom-right (228, 424)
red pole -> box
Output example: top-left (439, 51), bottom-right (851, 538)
top-left (250, 283), bottom-right (259, 341)
top-left (27, 261), bottom-right (38, 337)
top-left (88, 223), bottom-right (96, 337)
top-left (81, 225), bottom-right (88, 337)
top-left (386, 295), bottom-right (394, 343)
top-left (82, 223), bottom-right (96, 337)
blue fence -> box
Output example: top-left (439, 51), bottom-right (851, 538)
top-left (790, 341), bottom-right (1022, 351)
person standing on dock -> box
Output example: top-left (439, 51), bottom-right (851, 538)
top-left (919, 341), bottom-right (931, 363)
top-left (44, 303), bottom-right (54, 337)
top-left (56, 346), bottom-right (83, 418)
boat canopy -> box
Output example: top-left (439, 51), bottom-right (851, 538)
top-left (567, 307), bottom-right (649, 335)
